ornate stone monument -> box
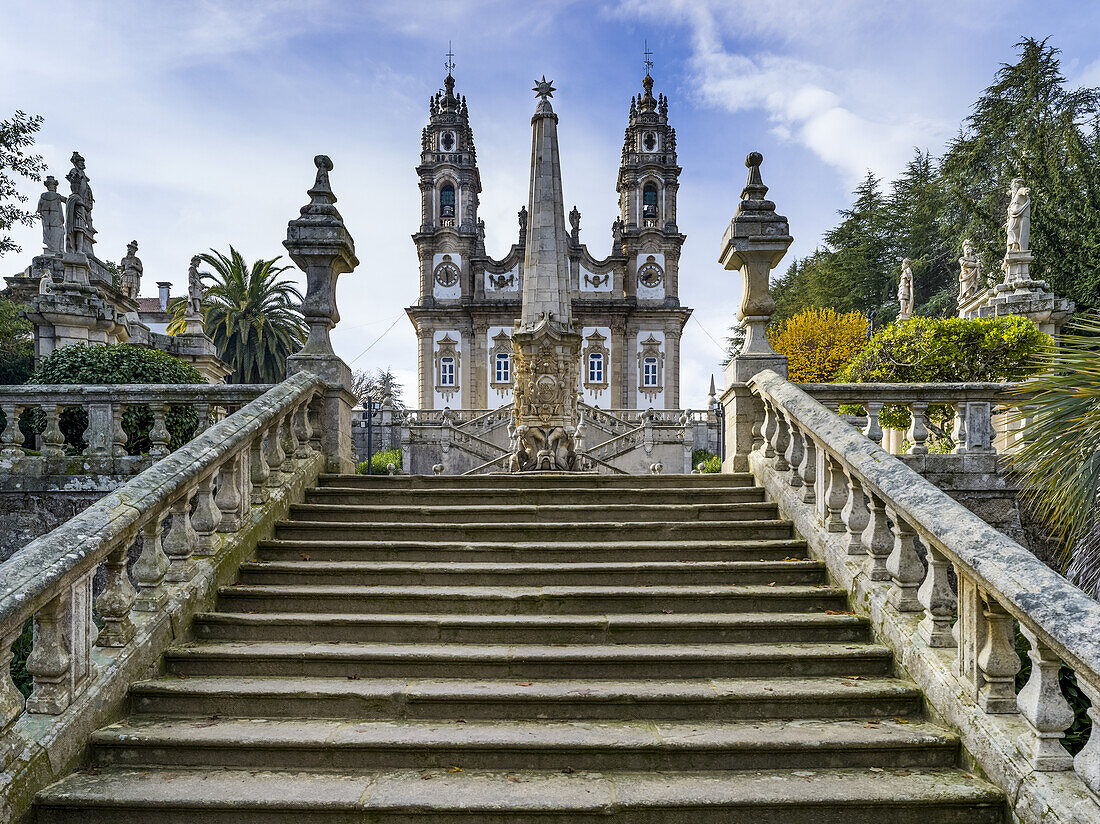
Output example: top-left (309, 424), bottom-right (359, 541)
top-left (37, 176), bottom-right (66, 255)
top-left (897, 258), bottom-right (914, 321)
top-left (508, 77), bottom-right (583, 472)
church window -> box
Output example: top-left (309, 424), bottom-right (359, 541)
top-left (440, 184), bottom-right (456, 218)
top-left (643, 131), bottom-right (657, 151)
top-left (588, 353), bottom-right (604, 385)
top-left (440, 131), bottom-right (456, 151)
top-left (494, 353), bottom-right (511, 384)
top-left (642, 357), bottom-right (659, 388)
top-left (439, 356), bottom-right (456, 387)
top-left (642, 183), bottom-right (658, 223)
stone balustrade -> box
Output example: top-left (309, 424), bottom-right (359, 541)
top-left (796, 382), bottom-right (1032, 456)
top-left (0, 384), bottom-right (272, 478)
top-left (0, 371), bottom-right (327, 805)
top-left (747, 368), bottom-right (1100, 821)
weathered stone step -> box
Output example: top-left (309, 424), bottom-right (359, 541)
top-left (90, 718), bottom-right (961, 773)
top-left (274, 519), bottom-right (795, 542)
top-left (192, 609), bottom-right (868, 645)
top-left (256, 538), bottom-right (811, 563)
top-left (306, 485), bottom-right (766, 506)
top-left (129, 675), bottom-right (921, 721)
top-left (235, 559), bottom-right (827, 587)
top-left (287, 501), bottom-right (782, 524)
top-left (318, 472), bottom-right (757, 489)
top-left (163, 641), bottom-right (894, 679)
top-left (36, 766), bottom-right (1004, 823)
top-left (214, 584), bottom-right (848, 616)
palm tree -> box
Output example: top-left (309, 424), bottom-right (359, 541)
top-left (1009, 313), bottom-right (1100, 594)
top-left (169, 247), bottom-right (307, 384)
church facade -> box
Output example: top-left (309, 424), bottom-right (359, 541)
top-left (406, 70), bottom-right (692, 410)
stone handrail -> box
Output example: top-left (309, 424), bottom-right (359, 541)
top-left (0, 371), bottom-right (326, 796)
top-left (452, 404), bottom-right (512, 434)
top-left (0, 384), bottom-right (273, 474)
top-left (747, 368), bottom-right (1100, 820)
top-left (795, 382), bottom-right (1034, 456)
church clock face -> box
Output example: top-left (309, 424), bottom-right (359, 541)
top-left (440, 131), bottom-right (456, 151)
top-left (434, 255), bottom-right (460, 287)
top-left (638, 256), bottom-right (664, 288)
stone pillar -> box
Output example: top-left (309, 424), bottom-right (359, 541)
top-left (718, 152), bottom-right (793, 472)
top-left (418, 326), bottom-right (434, 408)
top-left (284, 155), bottom-right (360, 474)
top-left (610, 320), bottom-right (626, 410)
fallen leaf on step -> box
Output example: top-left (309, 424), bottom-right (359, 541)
top-left (844, 675), bottom-right (865, 680)
top-left (893, 770), bottom-right (912, 776)
top-left (870, 767), bottom-right (884, 773)
top-left (300, 553), bottom-right (311, 561)
top-left (347, 674), bottom-right (361, 681)
top-left (421, 774), bottom-right (433, 780)
top-left (767, 582), bottom-right (776, 587)
top-left (824, 610), bottom-right (854, 615)
top-left (893, 718), bottom-right (910, 724)
top-left (662, 609), bottom-right (674, 614)
top-left (562, 766), bottom-right (575, 774)
top-left (447, 766), bottom-right (463, 773)
top-left (515, 682), bottom-right (533, 687)
top-left (507, 775), bottom-right (521, 783)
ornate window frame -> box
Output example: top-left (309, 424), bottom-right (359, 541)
top-left (636, 334), bottom-right (665, 401)
top-left (488, 330), bottom-right (514, 398)
top-left (582, 330), bottom-right (610, 399)
top-left (434, 333), bottom-right (461, 402)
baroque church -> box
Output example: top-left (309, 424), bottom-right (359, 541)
top-left (406, 66), bottom-right (692, 410)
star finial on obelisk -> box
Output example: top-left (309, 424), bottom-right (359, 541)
top-left (533, 76), bottom-right (555, 101)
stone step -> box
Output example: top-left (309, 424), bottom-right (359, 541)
top-left (306, 485), bottom-right (766, 506)
top-left (192, 610), bottom-right (868, 645)
top-left (89, 718), bottom-right (962, 773)
top-left (256, 538), bottom-right (811, 563)
top-left (235, 559), bottom-right (828, 587)
top-left (214, 584), bottom-right (848, 616)
top-left (273, 519), bottom-right (795, 543)
top-left (163, 641), bottom-right (894, 680)
top-left (36, 766), bottom-right (1004, 823)
top-left (317, 472), bottom-right (757, 489)
top-left (286, 501), bottom-right (782, 524)
top-left (129, 675), bottom-right (921, 721)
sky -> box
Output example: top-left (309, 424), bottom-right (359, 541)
top-left (2, 0), bottom-right (1099, 407)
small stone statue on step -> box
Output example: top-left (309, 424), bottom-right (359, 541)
top-left (897, 258), bottom-right (914, 321)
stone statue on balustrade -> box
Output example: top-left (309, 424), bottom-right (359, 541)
top-left (120, 240), bottom-right (142, 299)
top-left (958, 238), bottom-right (982, 303)
top-left (36, 176), bottom-right (66, 254)
top-left (1005, 178), bottom-right (1031, 254)
top-left (187, 256), bottom-right (204, 318)
top-left (897, 258), bottom-right (914, 321)
top-left (64, 169), bottom-right (92, 254)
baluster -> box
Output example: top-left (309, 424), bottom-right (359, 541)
top-left (884, 506), bottom-right (923, 611)
top-left (134, 514), bottom-right (170, 612)
top-left (917, 545), bottom-right (956, 646)
top-left (976, 593), bottom-right (1021, 713)
top-left (190, 471), bottom-right (222, 557)
top-left (0, 403), bottom-right (25, 459)
top-left (283, 407), bottom-right (301, 461)
top-left (955, 569), bottom-right (982, 686)
top-left (772, 412), bottom-right (790, 471)
top-left (83, 402), bottom-right (112, 458)
top-left (95, 531), bottom-right (138, 647)
top-left (761, 402), bottom-right (777, 459)
top-left (966, 400), bottom-right (994, 454)
top-left (840, 471), bottom-right (869, 555)
top-left (1016, 626), bottom-right (1074, 770)
top-left (1072, 677), bottom-right (1100, 801)
top-left (0, 625), bottom-right (25, 765)
top-left (264, 416), bottom-right (287, 488)
top-left (149, 404), bottom-right (170, 459)
top-left (194, 402), bottom-right (211, 435)
top-left (863, 400), bottom-right (883, 446)
top-left (110, 402), bottom-right (128, 457)
top-left (823, 455), bottom-right (848, 533)
top-left (952, 402), bottom-right (968, 454)
top-left (308, 396), bottom-right (323, 453)
top-left (250, 432), bottom-right (270, 505)
top-left (907, 402), bottom-right (929, 455)
top-left (784, 419), bottom-right (804, 488)
top-left (26, 593), bottom-right (71, 714)
top-left (41, 404), bottom-right (65, 459)
top-left (292, 401), bottom-right (312, 458)
top-left (798, 435), bottom-right (817, 504)
top-left (215, 454), bottom-right (245, 532)
top-left (163, 487), bottom-right (198, 582)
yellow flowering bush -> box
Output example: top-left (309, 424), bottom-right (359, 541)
top-left (767, 308), bottom-right (869, 383)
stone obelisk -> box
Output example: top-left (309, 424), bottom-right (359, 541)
top-left (509, 77), bottom-right (583, 472)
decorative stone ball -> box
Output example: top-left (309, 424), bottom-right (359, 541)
top-left (432, 463), bottom-right (444, 475)
top-left (386, 463), bottom-right (396, 475)
top-left (746, 151), bottom-right (763, 168)
top-left (650, 462), bottom-right (663, 475)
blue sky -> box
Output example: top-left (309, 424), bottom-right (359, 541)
top-left (3, 1), bottom-right (1099, 406)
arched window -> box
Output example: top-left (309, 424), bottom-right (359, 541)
top-left (494, 353), bottom-right (511, 384)
top-left (439, 356), bottom-right (455, 386)
top-left (642, 182), bottom-right (658, 222)
top-left (642, 356), bottom-right (659, 387)
top-left (440, 184), bottom-right (456, 218)
top-left (588, 353), bottom-right (604, 384)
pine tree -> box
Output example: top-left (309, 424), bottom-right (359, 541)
top-left (888, 150), bottom-right (954, 316)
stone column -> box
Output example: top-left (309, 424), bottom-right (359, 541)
top-left (284, 155), bottom-right (360, 474)
top-left (718, 152), bottom-right (793, 471)
top-left (417, 326), bottom-right (434, 409)
top-left (610, 319), bottom-right (626, 410)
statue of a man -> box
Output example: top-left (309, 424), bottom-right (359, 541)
top-left (897, 258), bottom-right (914, 321)
top-left (69, 152), bottom-right (94, 235)
top-left (958, 238), bottom-right (982, 301)
top-left (120, 240), bottom-right (143, 298)
top-left (64, 169), bottom-right (88, 254)
top-left (187, 256), bottom-right (203, 317)
top-left (1005, 177), bottom-right (1031, 253)
top-left (569, 205), bottom-right (581, 238)
top-left (37, 176), bottom-right (67, 254)
top-left (518, 205), bottom-right (528, 237)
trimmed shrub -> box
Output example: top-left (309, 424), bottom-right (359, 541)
top-left (357, 448), bottom-right (402, 475)
top-left (692, 448), bottom-right (721, 473)
top-left (768, 308), bottom-right (869, 383)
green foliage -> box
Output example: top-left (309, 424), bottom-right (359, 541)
top-left (169, 247), bottom-right (306, 384)
top-left (0, 110), bottom-right (46, 257)
top-left (0, 294), bottom-right (33, 384)
top-left (357, 448), bottom-right (402, 475)
top-left (24, 344), bottom-right (205, 453)
top-left (1008, 313), bottom-right (1100, 579)
top-left (352, 367), bottom-right (407, 410)
top-left (9, 619), bottom-right (31, 698)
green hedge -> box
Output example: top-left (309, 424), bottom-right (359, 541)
top-left (356, 448), bottom-right (402, 475)
top-left (692, 448), bottom-right (721, 473)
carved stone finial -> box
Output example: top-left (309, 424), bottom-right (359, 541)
top-left (533, 76), bottom-right (555, 101)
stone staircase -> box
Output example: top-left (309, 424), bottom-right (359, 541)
top-left (35, 473), bottom-right (1004, 823)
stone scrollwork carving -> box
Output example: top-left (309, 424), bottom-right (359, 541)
top-left (488, 272), bottom-right (515, 290)
top-left (510, 331), bottom-right (582, 472)
top-left (583, 272), bottom-right (609, 289)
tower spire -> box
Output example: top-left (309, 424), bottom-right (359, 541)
top-left (445, 41), bottom-right (455, 77)
top-left (643, 40), bottom-right (653, 77)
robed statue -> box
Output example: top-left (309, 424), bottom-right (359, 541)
top-left (958, 239), bottom-right (982, 301)
top-left (1005, 178), bottom-right (1031, 253)
top-left (897, 258), bottom-right (914, 321)
top-left (37, 176), bottom-right (66, 254)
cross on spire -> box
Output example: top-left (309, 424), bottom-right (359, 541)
top-left (445, 41), bottom-right (455, 77)
top-left (643, 40), bottom-right (653, 76)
